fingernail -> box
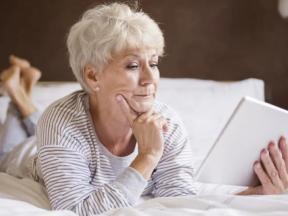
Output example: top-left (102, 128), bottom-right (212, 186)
top-left (254, 162), bottom-right (261, 169)
top-left (116, 95), bottom-right (122, 102)
top-left (280, 140), bottom-right (286, 149)
top-left (268, 142), bottom-right (275, 149)
top-left (254, 161), bottom-right (260, 168)
top-left (281, 136), bottom-right (286, 144)
top-left (261, 149), bottom-right (267, 154)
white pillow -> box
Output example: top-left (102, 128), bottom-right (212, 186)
top-left (1, 78), bottom-right (264, 169)
top-left (31, 82), bottom-right (81, 112)
top-left (157, 78), bottom-right (264, 169)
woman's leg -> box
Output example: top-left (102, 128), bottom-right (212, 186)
top-left (3, 55), bottom-right (41, 133)
top-left (0, 102), bottom-right (30, 158)
top-left (0, 57), bottom-right (41, 158)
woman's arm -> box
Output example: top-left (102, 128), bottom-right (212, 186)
top-left (151, 124), bottom-right (198, 197)
top-left (37, 106), bottom-right (147, 216)
top-left (116, 96), bottom-right (198, 196)
top-left (38, 144), bottom-right (147, 215)
top-left (116, 95), bottom-right (167, 180)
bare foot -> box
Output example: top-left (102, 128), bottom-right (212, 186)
top-left (9, 55), bottom-right (31, 69)
top-left (21, 67), bottom-right (42, 97)
top-left (0, 65), bottom-right (21, 93)
top-left (0, 65), bottom-right (36, 118)
top-left (8, 55), bottom-right (41, 97)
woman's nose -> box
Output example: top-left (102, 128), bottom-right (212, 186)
top-left (140, 65), bottom-right (154, 85)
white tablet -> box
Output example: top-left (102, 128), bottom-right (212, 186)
top-left (196, 96), bottom-right (288, 186)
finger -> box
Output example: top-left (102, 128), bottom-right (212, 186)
top-left (159, 117), bottom-right (169, 132)
top-left (260, 148), bottom-right (282, 186)
top-left (155, 115), bottom-right (169, 132)
top-left (254, 161), bottom-right (272, 188)
top-left (136, 109), bottom-right (154, 123)
top-left (146, 113), bottom-right (168, 131)
top-left (279, 136), bottom-right (288, 172)
top-left (144, 112), bottom-right (161, 123)
top-left (116, 95), bottom-right (137, 126)
top-left (268, 142), bottom-right (288, 184)
top-left (154, 114), bottom-right (168, 131)
top-left (148, 113), bottom-right (165, 123)
top-left (162, 121), bottom-right (169, 132)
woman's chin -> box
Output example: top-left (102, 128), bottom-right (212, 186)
top-left (129, 100), bottom-right (154, 113)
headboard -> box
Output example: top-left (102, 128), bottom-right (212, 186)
top-left (0, 0), bottom-right (287, 108)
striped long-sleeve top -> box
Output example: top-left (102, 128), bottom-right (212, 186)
top-left (35, 91), bottom-right (198, 216)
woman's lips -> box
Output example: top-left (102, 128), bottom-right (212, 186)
top-left (119, 93), bottom-right (154, 114)
top-left (133, 94), bottom-right (154, 100)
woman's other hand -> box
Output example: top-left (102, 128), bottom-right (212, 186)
top-left (116, 94), bottom-right (168, 179)
top-left (239, 136), bottom-right (288, 195)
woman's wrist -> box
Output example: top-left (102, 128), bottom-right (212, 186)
top-left (130, 154), bottom-right (160, 180)
top-left (139, 153), bottom-right (163, 169)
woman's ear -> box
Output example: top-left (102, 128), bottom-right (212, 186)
top-left (83, 65), bottom-right (100, 93)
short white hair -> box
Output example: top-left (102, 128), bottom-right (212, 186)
top-left (67, 2), bottom-right (165, 92)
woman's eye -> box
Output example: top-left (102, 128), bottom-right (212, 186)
top-left (126, 64), bottom-right (139, 70)
top-left (150, 63), bottom-right (158, 68)
top-left (126, 62), bottom-right (158, 70)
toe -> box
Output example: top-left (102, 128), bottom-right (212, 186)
top-left (9, 55), bottom-right (31, 68)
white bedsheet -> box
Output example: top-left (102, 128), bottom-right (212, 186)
top-left (0, 172), bottom-right (288, 216)
top-left (0, 198), bottom-right (75, 216)
top-left (101, 195), bottom-right (288, 216)
top-left (2, 78), bottom-right (285, 216)
top-left (0, 172), bottom-right (76, 216)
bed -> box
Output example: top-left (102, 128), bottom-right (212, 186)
top-left (1, 77), bottom-right (288, 216)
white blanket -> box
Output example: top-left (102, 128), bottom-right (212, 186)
top-left (0, 172), bottom-right (75, 216)
top-left (1, 78), bottom-right (284, 216)
top-left (102, 195), bottom-right (288, 216)
top-left (0, 172), bottom-right (288, 216)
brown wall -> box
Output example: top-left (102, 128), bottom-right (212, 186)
top-left (1, 0), bottom-right (288, 108)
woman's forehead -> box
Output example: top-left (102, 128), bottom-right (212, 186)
top-left (115, 48), bottom-right (158, 60)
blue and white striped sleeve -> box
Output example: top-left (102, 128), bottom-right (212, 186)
top-left (151, 116), bottom-right (198, 197)
top-left (36, 109), bottom-right (147, 216)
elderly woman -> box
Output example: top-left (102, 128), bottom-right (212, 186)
top-left (35, 3), bottom-right (199, 213)
top-left (1, 3), bottom-right (197, 215)
top-left (1, 2), bottom-right (288, 216)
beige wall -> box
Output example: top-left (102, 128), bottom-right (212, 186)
top-left (1, 0), bottom-right (288, 108)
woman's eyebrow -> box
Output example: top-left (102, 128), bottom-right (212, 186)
top-left (123, 54), bottom-right (140, 58)
top-left (124, 53), bottom-right (158, 59)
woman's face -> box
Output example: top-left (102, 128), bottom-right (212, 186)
top-left (96, 48), bottom-right (160, 113)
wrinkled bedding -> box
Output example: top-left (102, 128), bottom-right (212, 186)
top-left (1, 172), bottom-right (288, 216)
top-left (0, 172), bottom-right (75, 216)
top-left (1, 78), bottom-right (282, 216)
